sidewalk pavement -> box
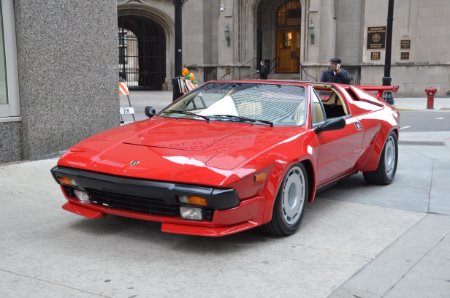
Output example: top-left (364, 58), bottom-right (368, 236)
top-left (0, 130), bottom-right (449, 297)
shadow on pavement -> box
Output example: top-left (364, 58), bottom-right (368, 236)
top-left (63, 195), bottom-right (351, 255)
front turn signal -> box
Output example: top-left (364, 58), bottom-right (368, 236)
top-left (58, 176), bottom-right (77, 187)
top-left (254, 172), bottom-right (267, 183)
top-left (179, 195), bottom-right (208, 207)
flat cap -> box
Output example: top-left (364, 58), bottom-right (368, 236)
top-left (330, 58), bottom-right (342, 63)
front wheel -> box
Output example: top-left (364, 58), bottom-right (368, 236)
top-left (363, 131), bottom-right (398, 185)
top-left (262, 164), bottom-right (308, 236)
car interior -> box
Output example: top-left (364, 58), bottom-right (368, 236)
top-left (314, 86), bottom-right (349, 119)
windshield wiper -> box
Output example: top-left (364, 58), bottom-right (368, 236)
top-left (211, 114), bottom-right (273, 127)
top-left (162, 110), bottom-right (210, 122)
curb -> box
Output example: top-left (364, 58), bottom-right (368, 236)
top-left (396, 108), bottom-right (420, 111)
top-left (396, 108), bottom-right (450, 112)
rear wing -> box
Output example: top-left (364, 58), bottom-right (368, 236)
top-left (356, 85), bottom-right (399, 101)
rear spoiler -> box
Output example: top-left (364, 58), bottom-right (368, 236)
top-left (356, 85), bottom-right (399, 101)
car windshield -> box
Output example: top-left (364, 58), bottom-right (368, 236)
top-left (159, 82), bottom-right (307, 127)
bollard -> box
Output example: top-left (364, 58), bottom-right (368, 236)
top-left (424, 87), bottom-right (438, 109)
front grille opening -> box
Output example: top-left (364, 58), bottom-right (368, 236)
top-left (87, 189), bottom-right (178, 217)
top-left (202, 209), bottom-right (214, 221)
top-left (63, 186), bottom-right (76, 198)
top-left (85, 189), bottom-right (214, 221)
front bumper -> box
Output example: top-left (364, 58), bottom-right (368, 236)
top-left (52, 166), bottom-right (265, 236)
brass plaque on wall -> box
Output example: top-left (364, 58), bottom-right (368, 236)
top-left (401, 40), bottom-right (411, 50)
top-left (371, 52), bottom-right (381, 60)
top-left (367, 26), bottom-right (386, 49)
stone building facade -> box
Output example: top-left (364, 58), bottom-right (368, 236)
top-left (0, 0), bottom-right (118, 163)
top-left (118, 0), bottom-right (450, 96)
top-left (1, 0), bottom-right (449, 164)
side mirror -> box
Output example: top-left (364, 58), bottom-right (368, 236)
top-left (144, 106), bottom-right (156, 118)
top-left (315, 117), bottom-right (346, 134)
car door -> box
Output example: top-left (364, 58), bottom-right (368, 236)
top-left (311, 88), bottom-right (364, 186)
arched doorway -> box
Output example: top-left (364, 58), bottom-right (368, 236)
top-left (118, 16), bottom-right (166, 90)
top-left (257, 0), bottom-right (301, 74)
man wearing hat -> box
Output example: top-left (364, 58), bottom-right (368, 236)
top-left (320, 58), bottom-right (352, 84)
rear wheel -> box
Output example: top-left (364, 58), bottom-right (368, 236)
top-left (263, 164), bottom-right (308, 236)
top-left (363, 131), bottom-right (398, 185)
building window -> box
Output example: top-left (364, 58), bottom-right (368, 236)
top-left (0, 8), bottom-right (8, 106)
top-left (277, 0), bottom-right (301, 28)
top-left (0, 0), bottom-right (20, 119)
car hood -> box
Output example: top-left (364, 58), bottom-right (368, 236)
top-left (123, 119), bottom-right (241, 151)
top-left (58, 117), bottom-right (305, 186)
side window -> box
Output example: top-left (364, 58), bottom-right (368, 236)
top-left (311, 89), bottom-right (326, 125)
top-left (0, 0), bottom-right (20, 118)
top-left (185, 96), bottom-right (207, 111)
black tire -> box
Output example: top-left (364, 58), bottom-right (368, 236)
top-left (262, 163), bottom-right (309, 236)
top-left (363, 131), bottom-right (398, 185)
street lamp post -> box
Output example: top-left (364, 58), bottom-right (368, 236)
top-left (383, 0), bottom-right (395, 104)
top-left (172, 0), bottom-right (184, 101)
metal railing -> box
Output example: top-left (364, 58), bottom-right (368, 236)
top-left (344, 66), bottom-right (361, 85)
top-left (219, 57), bottom-right (258, 80)
top-left (218, 56), bottom-right (279, 80)
top-left (218, 58), bottom-right (365, 84)
top-left (299, 63), bottom-right (318, 82)
top-left (299, 65), bottom-right (361, 84)
top-left (252, 57), bottom-right (277, 79)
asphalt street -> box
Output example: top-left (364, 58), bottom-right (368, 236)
top-left (400, 111), bottom-right (450, 132)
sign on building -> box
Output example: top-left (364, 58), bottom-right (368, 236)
top-left (367, 26), bottom-right (386, 50)
top-left (400, 40), bottom-right (411, 50)
top-left (371, 52), bottom-right (381, 60)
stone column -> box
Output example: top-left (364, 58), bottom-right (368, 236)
top-left (14, 0), bottom-right (119, 160)
top-left (318, 0), bottom-right (336, 62)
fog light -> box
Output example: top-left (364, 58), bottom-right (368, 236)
top-left (178, 195), bottom-right (208, 207)
top-left (180, 207), bottom-right (203, 221)
top-left (74, 189), bottom-right (90, 204)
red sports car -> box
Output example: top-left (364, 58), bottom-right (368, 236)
top-left (51, 81), bottom-right (400, 237)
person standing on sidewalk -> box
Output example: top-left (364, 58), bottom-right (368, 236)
top-left (320, 58), bottom-right (352, 84)
top-left (258, 60), bottom-right (269, 80)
